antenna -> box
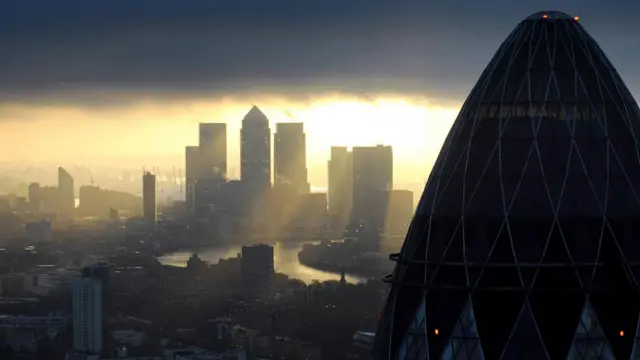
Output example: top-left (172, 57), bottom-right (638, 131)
top-left (178, 168), bottom-right (183, 193)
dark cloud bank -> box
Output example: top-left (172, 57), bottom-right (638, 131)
top-left (1, 0), bottom-right (640, 106)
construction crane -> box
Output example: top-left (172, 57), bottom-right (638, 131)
top-left (154, 167), bottom-right (164, 194)
top-left (86, 159), bottom-right (95, 186)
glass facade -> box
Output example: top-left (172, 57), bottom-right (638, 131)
top-left (372, 11), bottom-right (640, 360)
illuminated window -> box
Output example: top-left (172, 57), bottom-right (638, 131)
top-left (620, 330), bottom-right (625, 337)
top-left (434, 328), bottom-right (439, 335)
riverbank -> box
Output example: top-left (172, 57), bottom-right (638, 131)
top-left (296, 256), bottom-right (386, 280)
top-left (157, 242), bottom-right (368, 284)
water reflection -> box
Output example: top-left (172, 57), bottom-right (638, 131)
top-left (157, 241), bottom-right (367, 284)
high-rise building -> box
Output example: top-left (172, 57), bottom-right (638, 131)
top-left (198, 123), bottom-right (227, 180)
top-left (352, 145), bottom-right (392, 228)
top-left (240, 106), bottom-right (271, 195)
top-left (241, 244), bottom-right (274, 298)
top-left (72, 277), bottom-right (103, 354)
top-left (28, 182), bottom-right (41, 213)
top-left (142, 172), bottom-right (156, 227)
top-left (82, 263), bottom-right (111, 349)
top-left (274, 122), bottom-right (309, 194)
top-left (58, 166), bottom-right (74, 215)
top-left (185, 145), bottom-right (200, 213)
top-left (374, 11), bottom-right (640, 360)
top-left (328, 147), bottom-right (353, 220)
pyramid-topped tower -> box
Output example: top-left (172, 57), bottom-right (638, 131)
top-left (373, 11), bottom-right (640, 360)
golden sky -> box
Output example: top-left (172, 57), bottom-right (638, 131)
top-left (0, 93), bottom-right (460, 188)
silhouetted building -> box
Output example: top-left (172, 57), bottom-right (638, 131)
top-left (194, 178), bottom-right (224, 213)
top-left (241, 106), bottom-right (271, 197)
top-left (352, 145), bottom-right (392, 229)
top-left (241, 244), bottom-right (274, 298)
top-left (78, 186), bottom-right (140, 218)
top-left (199, 123), bottom-right (227, 180)
top-left (185, 145), bottom-right (200, 214)
top-left (142, 172), bottom-right (156, 227)
top-left (39, 185), bottom-right (61, 214)
top-left (374, 11), bottom-right (640, 360)
top-left (28, 182), bottom-right (41, 213)
top-left (58, 166), bottom-right (74, 216)
top-left (82, 263), bottom-right (111, 354)
top-left (328, 147), bottom-right (353, 229)
top-left (274, 122), bottom-right (310, 194)
top-left (72, 277), bottom-right (102, 354)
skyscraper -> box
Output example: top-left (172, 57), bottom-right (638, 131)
top-left (82, 263), bottom-right (111, 351)
top-left (72, 277), bottom-right (102, 354)
top-left (374, 11), bottom-right (640, 360)
top-left (328, 146), bottom-right (353, 220)
top-left (240, 106), bottom-right (271, 194)
top-left (142, 172), bottom-right (156, 227)
top-left (352, 145), bottom-right (392, 228)
top-left (58, 166), bottom-right (74, 215)
top-left (185, 145), bottom-right (199, 213)
top-left (198, 123), bottom-right (227, 180)
top-left (274, 122), bottom-right (309, 194)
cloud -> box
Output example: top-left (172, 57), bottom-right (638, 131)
top-left (1, 0), bottom-right (640, 108)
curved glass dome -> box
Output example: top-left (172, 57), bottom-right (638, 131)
top-left (526, 10), bottom-right (575, 20)
top-left (372, 11), bottom-right (640, 360)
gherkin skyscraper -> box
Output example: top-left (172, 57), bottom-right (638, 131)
top-left (373, 11), bottom-right (640, 360)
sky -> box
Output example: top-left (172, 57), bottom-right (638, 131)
top-left (1, 0), bottom-right (640, 189)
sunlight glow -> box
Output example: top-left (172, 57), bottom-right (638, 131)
top-left (0, 94), bottom-right (460, 189)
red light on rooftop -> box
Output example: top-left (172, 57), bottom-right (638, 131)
top-left (542, 14), bottom-right (549, 19)
top-left (620, 330), bottom-right (625, 337)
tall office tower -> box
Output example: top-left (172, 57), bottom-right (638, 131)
top-left (352, 145), bottom-right (393, 228)
top-left (142, 172), bottom-right (156, 227)
top-left (72, 277), bottom-right (103, 354)
top-left (374, 12), bottom-right (640, 360)
top-left (82, 263), bottom-right (111, 350)
top-left (185, 146), bottom-right (200, 213)
top-left (28, 182), bottom-right (41, 213)
top-left (58, 166), bottom-right (75, 215)
top-left (240, 106), bottom-right (271, 195)
top-left (198, 123), bottom-right (227, 180)
top-left (274, 122), bottom-right (310, 194)
top-left (241, 244), bottom-right (274, 298)
top-left (327, 147), bottom-right (353, 220)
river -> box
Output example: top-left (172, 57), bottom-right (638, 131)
top-left (157, 241), bottom-right (368, 284)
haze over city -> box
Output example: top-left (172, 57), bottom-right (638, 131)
top-left (2, 1), bottom-right (640, 360)
top-left (2, 0), bottom-right (639, 190)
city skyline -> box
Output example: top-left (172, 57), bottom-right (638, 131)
top-left (3, 2), bottom-right (638, 191)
